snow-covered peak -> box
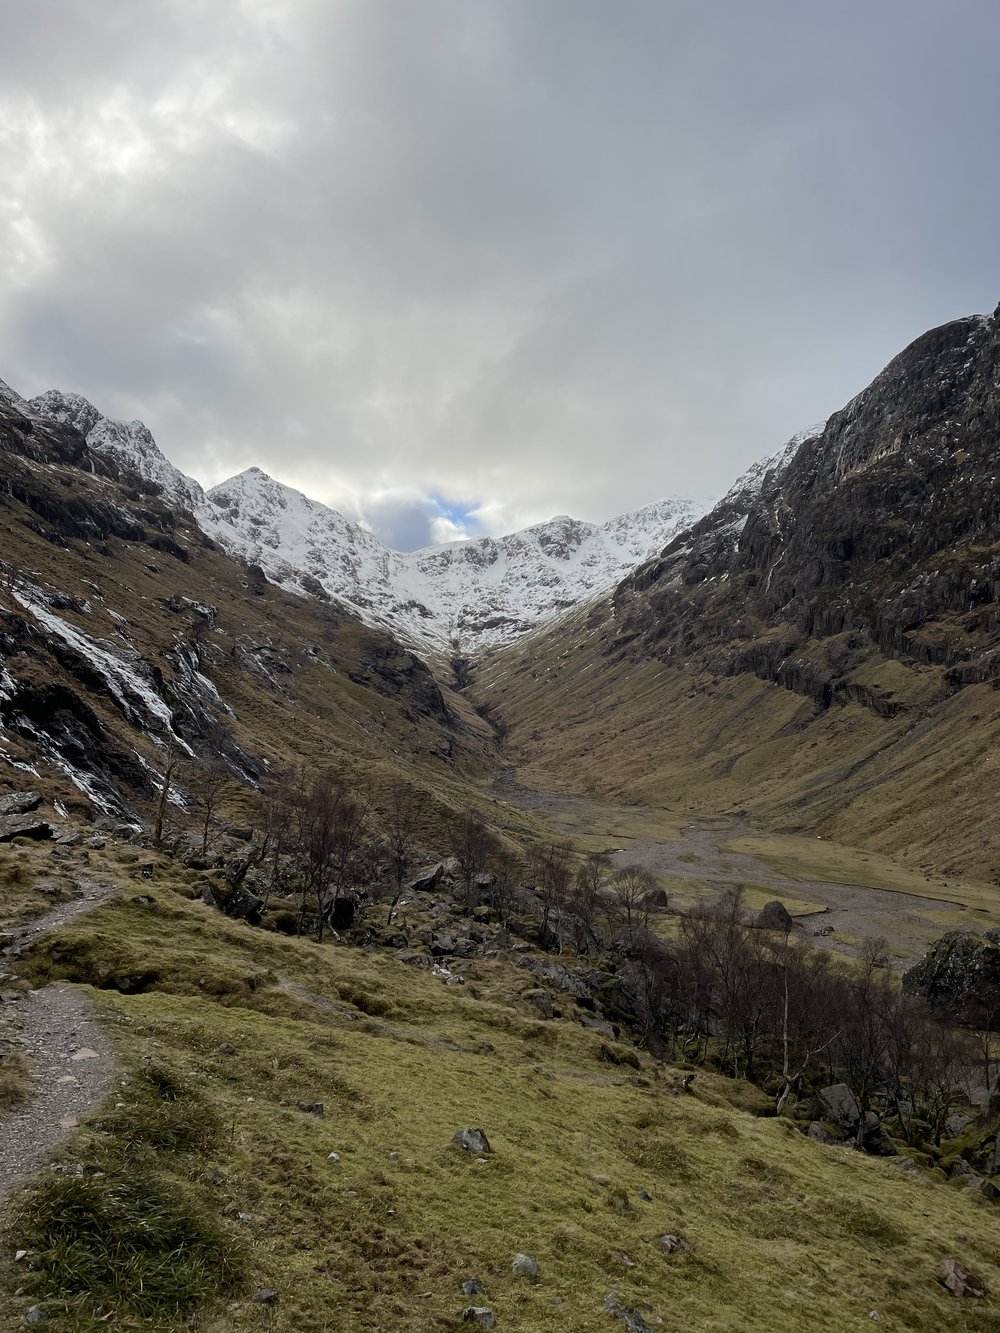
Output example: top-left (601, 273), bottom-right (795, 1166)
top-left (26, 387), bottom-right (707, 655)
top-left (27, 388), bottom-right (207, 514)
top-left (0, 376), bottom-right (25, 406)
top-left (719, 423), bottom-right (824, 512)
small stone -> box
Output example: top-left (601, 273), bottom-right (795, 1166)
top-left (14, 1250), bottom-right (28, 1262)
top-left (327, 1152), bottom-right (341, 1163)
top-left (511, 1253), bottom-right (539, 1279)
top-left (461, 1279), bottom-right (484, 1296)
top-left (603, 1293), bottom-right (653, 1333)
top-left (236, 1212), bottom-right (254, 1225)
top-left (387, 1150), bottom-right (400, 1161)
top-left (660, 1234), bottom-right (694, 1255)
top-left (217, 1043), bottom-right (238, 1056)
top-left (452, 1127), bottom-right (491, 1154)
top-left (937, 1258), bottom-right (987, 1298)
top-left (462, 1309), bottom-right (495, 1329)
top-left (638, 1189), bottom-right (653, 1202)
top-left (296, 1101), bottom-right (324, 1116)
top-left (25, 1308), bottom-right (48, 1325)
top-left (252, 1288), bottom-right (279, 1305)
top-left (70, 1047), bottom-right (99, 1062)
top-left (869, 1314), bottom-right (880, 1323)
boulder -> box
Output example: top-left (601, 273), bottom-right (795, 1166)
top-left (815, 1084), bottom-right (861, 1135)
top-left (523, 989), bottom-right (554, 1019)
top-left (903, 931), bottom-right (1000, 1018)
top-left (660, 1234), bottom-right (693, 1254)
top-left (407, 863), bottom-right (444, 893)
top-left (511, 1253), bottom-right (539, 1279)
top-left (755, 900), bottom-right (794, 932)
top-left (603, 1293), bottom-right (653, 1333)
top-left (936, 1258), bottom-right (987, 1298)
top-left (807, 1121), bottom-right (841, 1146)
top-left (0, 791), bottom-right (41, 815)
top-left (579, 1013), bottom-right (616, 1040)
top-left (462, 1309), bottom-right (495, 1329)
top-left (945, 1114), bottom-right (973, 1140)
top-left (452, 1127), bottom-right (491, 1155)
top-left (859, 1112), bottom-right (896, 1157)
top-left (0, 814), bottom-right (53, 842)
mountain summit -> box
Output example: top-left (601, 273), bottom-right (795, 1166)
top-left (26, 388), bottom-right (704, 653)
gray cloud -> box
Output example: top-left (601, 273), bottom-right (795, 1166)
top-left (1, 0), bottom-right (999, 546)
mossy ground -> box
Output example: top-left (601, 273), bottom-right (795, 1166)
top-left (4, 851), bottom-right (1000, 1331)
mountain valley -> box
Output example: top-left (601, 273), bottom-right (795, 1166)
top-left (2, 306), bottom-right (1000, 1333)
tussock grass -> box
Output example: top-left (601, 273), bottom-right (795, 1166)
top-left (0, 1047), bottom-right (33, 1110)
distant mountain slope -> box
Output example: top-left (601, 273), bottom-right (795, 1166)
top-left (0, 390), bottom-right (490, 820)
top-left (25, 388), bottom-right (702, 654)
top-left (476, 304), bottom-right (1000, 877)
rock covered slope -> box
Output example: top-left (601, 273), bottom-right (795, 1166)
top-left (476, 304), bottom-right (1000, 875)
top-left (24, 387), bottom-right (702, 655)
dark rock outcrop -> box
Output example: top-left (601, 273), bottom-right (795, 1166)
top-left (903, 931), bottom-right (1000, 1019)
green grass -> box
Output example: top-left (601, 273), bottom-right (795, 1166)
top-left (726, 832), bottom-right (1000, 916)
top-left (6, 862), bottom-right (1000, 1330)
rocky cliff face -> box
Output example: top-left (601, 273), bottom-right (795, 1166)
top-left (614, 307), bottom-right (1000, 709)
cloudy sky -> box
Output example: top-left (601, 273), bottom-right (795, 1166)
top-left (2, 1), bottom-right (999, 548)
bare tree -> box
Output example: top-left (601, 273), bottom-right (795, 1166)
top-left (153, 737), bottom-right (180, 849)
top-left (448, 811), bottom-right (500, 910)
top-left (383, 782), bottom-right (420, 926)
top-left (187, 761), bottom-right (233, 856)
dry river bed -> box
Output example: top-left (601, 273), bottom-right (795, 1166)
top-left (492, 772), bottom-right (966, 969)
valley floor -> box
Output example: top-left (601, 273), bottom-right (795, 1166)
top-left (490, 770), bottom-right (999, 968)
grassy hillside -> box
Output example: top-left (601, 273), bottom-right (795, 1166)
top-left (472, 602), bottom-right (1000, 882)
top-left (3, 843), bottom-right (1000, 1332)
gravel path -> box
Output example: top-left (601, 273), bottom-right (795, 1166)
top-left (0, 878), bottom-right (118, 1209)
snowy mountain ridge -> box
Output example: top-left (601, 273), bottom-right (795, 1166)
top-left (25, 386), bottom-right (706, 654)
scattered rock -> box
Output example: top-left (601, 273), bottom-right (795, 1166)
top-left (25, 1307), bottom-right (48, 1325)
top-left (815, 1084), bottom-right (861, 1135)
top-left (462, 1308), bottom-right (496, 1329)
top-left (327, 1152), bottom-right (341, 1163)
top-left (755, 900), bottom-right (794, 932)
top-left (511, 1253), bottom-right (539, 1279)
top-left (0, 814), bottom-right (53, 843)
top-left (807, 1121), bottom-right (841, 1146)
top-left (603, 1292), bottom-right (653, 1333)
top-left (252, 1288), bottom-right (279, 1305)
top-left (452, 1128), bottom-right (491, 1155)
top-left (0, 791), bottom-right (41, 816)
top-left (407, 863), bottom-right (445, 893)
top-left (660, 1234), bottom-right (693, 1255)
top-left (859, 1112), bottom-right (896, 1157)
top-left (937, 1258), bottom-right (987, 1298)
top-left (295, 1101), bottom-right (324, 1117)
top-left (945, 1114), bottom-right (973, 1139)
top-left (217, 1043), bottom-right (238, 1056)
top-left (579, 1013), bottom-right (615, 1040)
top-left (461, 1280), bottom-right (484, 1297)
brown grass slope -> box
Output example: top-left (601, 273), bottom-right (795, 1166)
top-left (474, 307), bottom-right (1000, 879)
